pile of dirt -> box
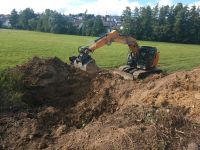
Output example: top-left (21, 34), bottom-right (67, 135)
top-left (1, 57), bottom-right (200, 150)
top-left (16, 56), bottom-right (93, 107)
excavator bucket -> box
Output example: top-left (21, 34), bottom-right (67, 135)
top-left (69, 54), bottom-right (99, 74)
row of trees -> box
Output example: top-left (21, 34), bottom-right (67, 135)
top-left (7, 3), bottom-right (200, 43)
top-left (9, 8), bottom-right (105, 36)
top-left (122, 3), bottom-right (200, 43)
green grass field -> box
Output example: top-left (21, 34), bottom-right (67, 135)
top-left (0, 29), bottom-right (200, 72)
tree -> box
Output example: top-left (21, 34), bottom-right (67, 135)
top-left (28, 18), bottom-right (38, 30)
top-left (9, 9), bottom-right (19, 28)
top-left (0, 20), bottom-right (2, 28)
top-left (81, 15), bottom-right (95, 36)
top-left (157, 5), bottom-right (170, 41)
top-left (132, 7), bottom-right (142, 39)
top-left (49, 12), bottom-right (66, 34)
top-left (152, 4), bottom-right (159, 40)
top-left (5, 3), bottom-right (200, 44)
top-left (82, 19), bottom-right (94, 36)
top-left (65, 21), bottom-right (78, 34)
top-left (187, 6), bottom-right (200, 43)
top-left (18, 8), bottom-right (36, 29)
top-left (173, 4), bottom-right (189, 42)
top-left (165, 6), bottom-right (176, 42)
top-left (140, 6), bottom-right (153, 40)
top-left (92, 15), bottom-right (105, 36)
top-left (37, 9), bottom-right (54, 32)
top-left (121, 7), bottom-right (133, 35)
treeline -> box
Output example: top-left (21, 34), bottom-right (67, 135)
top-left (9, 8), bottom-right (105, 36)
top-left (122, 3), bottom-right (200, 43)
top-left (7, 3), bottom-right (200, 44)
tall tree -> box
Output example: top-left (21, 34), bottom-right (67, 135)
top-left (82, 19), bottom-right (94, 36)
top-left (140, 6), bottom-right (153, 40)
top-left (49, 12), bottom-right (66, 34)
top-left (158, 5), bottom-right (170, 41)
top-left (121, 7), bottom-right (133, 35)
top-left (173, 4), bottom-right (189, 42)
top-left (188, 6), bottom-right (200, 43)
top-left (64, 16), bottom-right (78, 35)
top-left (37, 9), bottom-right (54, 32)
top-left (152, 4), bottom-right (159, 40)
top-left (132, 7), bottom-right (142, 39)
top-left (28, 18), bottom-right (38, 30)
top-left (92, 15), bottom-right (105, 36)
top-left (0, 20), bottom-right (2, 28)
top-left (18, 8), bottom-right (36, 29)
top-left (165, 6), bottom-right (176, 42)
top-left (81, 15), bottom-right (95, 36)
top-left (9, 9), bottom-right (19, 28)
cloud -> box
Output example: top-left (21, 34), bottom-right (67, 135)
top-left (64, 0), bottom-right (141, 15)
top-left (0, 0), bottom-right (140, 15)
top-left (193, 0), bottom-right (200, 7)
top-left (188, 0), bottom-right (200, 8)
top-left (0, 0), bottom-right (78, 14)
top-left (157, 0), bottom-right (172, 6)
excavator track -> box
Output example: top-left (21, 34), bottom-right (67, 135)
top-left (132, 68), bottom-right (162, 79)
top-left (113, 66), bottom-right (162, 80)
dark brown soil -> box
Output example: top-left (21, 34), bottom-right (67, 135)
top-left (0, 57), bottom-right (200, 150)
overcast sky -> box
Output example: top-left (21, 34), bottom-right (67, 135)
top-left (0, 0), bottom-right (200, 15)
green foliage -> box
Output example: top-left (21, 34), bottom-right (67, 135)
top-left (9, 9), bottom-right (19, 28)
top-left (28, 18), bottom-right (38, 30)
top-left (82, 20), bottom-right (91, 36)
top-left (81, 15), bottom-right (95, 36)
top-left (49, 12), bottom-right (66, 34)
top-left (9, 8), bottom-right (78, 35)
top-left (122, 7), bottom-right (133, 35)
top-left (122, 4), bottom-right (200, 44)
top-left (92, 15), bottom-right (105, 36)
top-left (0, 69), bottom-right (26, 109)
top-left (18, 8), bottom-right (36, 30)
top-left (36, 9), bottom-right (53, 32)
top-left (141, 6), bottom-right (153, 40)
top-left (7, 8), bottom-right (105, 37)
top-left (6, 3), bottom-right (200, 43)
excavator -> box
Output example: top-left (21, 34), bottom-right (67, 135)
top-left (69, 30), bottom-right (162, 79)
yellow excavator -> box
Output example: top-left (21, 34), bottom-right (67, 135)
top-left (69, 30), bottom-right (162, 79)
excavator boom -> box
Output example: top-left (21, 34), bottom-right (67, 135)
top-left (88, 30), bottom-right (139, 54)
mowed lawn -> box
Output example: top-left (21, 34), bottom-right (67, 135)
top-left (0, 29), bottom-right (200, 72)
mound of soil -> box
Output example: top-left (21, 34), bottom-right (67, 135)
top-left (0, 57), bottom-right (200, 150)
top-left (16, 57), bottom-right (93, 107)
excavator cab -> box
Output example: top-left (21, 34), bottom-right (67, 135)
top-left (120, 46), bottom-right (162, 79)
top-left (136, 46), bottom-right (158, 70)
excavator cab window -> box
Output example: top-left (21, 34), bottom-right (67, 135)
top-left (137, 46), bottom-right (157, 70)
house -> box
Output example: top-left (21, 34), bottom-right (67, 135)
top-left (103, 20), bottom-right (117, 32)
top-left (0, 14), bottom-right (11, 28)
top-left (102, 15), bottom-right (122, 32)
top-left (68, 14), bottom-right (122, 33)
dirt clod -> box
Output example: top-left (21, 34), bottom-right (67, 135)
top-left (1, 57), bottom-right (200, 150)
